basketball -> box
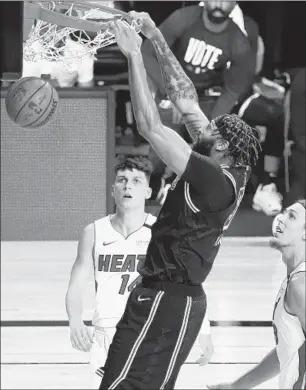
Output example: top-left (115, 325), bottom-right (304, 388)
top-left (5, 77), bottom-right (59, 129)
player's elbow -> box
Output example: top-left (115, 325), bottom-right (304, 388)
top-left (136, 114), bottom-right (163, 137)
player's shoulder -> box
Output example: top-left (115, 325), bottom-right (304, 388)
top-left (78, 222), bottom-right (95, 246)
top-left (94, 214), bottom-right (111, 225)
top-left (92, 215), bottom-right (113, 236)
top-left (286, 270), bottom-right (306, 311)
top-left (289, 270), bottom-right (306, 290)
top-left (222, 165), bottom-right (251, 186)
top-left (81, 222), bottom-right (94, 234)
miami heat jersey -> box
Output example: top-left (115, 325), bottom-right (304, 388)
top-left (92, 213), bottom-right (156, 328)
top-left (273, 262), bottom-right (306, 389)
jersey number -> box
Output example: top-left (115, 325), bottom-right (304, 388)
top-left (119, 274), bottom-right (141, 295)
top-left (214, 185), bottom-right (246, 246)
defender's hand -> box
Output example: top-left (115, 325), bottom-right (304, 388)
top-left (109, 19), bottom-right (142, 57)
top-left (69, 321), bottom-right (93, 352)
top-left (128, 11), bottom-right (157, 39)
top-left (197, 333), bottom-right (214, 366)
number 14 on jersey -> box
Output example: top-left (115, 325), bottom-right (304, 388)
top-left (119, 274), bottom-right (142, 295)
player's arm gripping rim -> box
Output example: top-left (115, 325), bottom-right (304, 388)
top-left (110, 20), bottom-right (192, 177)
top-left (65, 223), bottom-right (94, 352)
top-left (129, 11), bottom-right (209, 144)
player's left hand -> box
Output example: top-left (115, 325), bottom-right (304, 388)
top-left (196, 333), bottom-right (214, 366)
top-left (128, 11), bottom-right (157, 39)
top-left (108, 19), bottom-right (142, 58)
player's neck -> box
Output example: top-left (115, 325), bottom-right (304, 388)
top-left (111, 209), bottom-right (148, 238)
top-left (202, 11), bottom-right (229, 33)
top-left (215, 154), bottom-right (233, 167)
top-left (282, 247), bottom-right (305, 275)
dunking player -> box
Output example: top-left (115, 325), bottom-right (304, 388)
top-left (210, 199), bottom-right (306, 389)
top-left (65, 156), bottom-right (155, 388)
top-left (96, 14), bottom-right (261, 389)
top-left (66, 155), bottom-right (213, 388)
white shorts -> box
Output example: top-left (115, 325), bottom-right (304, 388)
top-left (89, 326), bottom-right (117, 389)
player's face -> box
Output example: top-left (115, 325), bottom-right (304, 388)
top-left (205, 0), bottom-right (236, 24)
top-left (193, 120), bottom-right (221, 156)
top-left (270, 203), bottom-right (306, 250)
top-left (113, 169), bottom-right (152, 210)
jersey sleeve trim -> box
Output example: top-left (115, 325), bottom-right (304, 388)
top-left (221, 166), bottom-right (237, 197)
top-left (184, 167), bottom-right (237, 213)
top-left (184, 182), bottom-right (200, 213)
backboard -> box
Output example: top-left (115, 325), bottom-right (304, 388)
top-left (0, 1), bottom-right (24, 81)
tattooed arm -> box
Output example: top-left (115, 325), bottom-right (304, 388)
top-left (130, 10), bottom-right (209, 143)
top-left (111, 19), bottom-right (192, 177)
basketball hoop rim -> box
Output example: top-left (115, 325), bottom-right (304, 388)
top-left (22, 1), bottom-right (137, 71)
top-left (24, 1), bottom-right (131, 36)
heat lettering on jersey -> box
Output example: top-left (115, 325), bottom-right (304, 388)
top-left (98, 254), bottom-right (146, 272)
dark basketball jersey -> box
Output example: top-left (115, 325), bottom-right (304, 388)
top-left (139, 157), bottom-right (250, 285)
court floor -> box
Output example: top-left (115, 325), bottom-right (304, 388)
top-left (1, 238), bottom-right (284, 389)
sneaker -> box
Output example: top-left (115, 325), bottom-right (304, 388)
top-left (252, 183), bottom-right (283, 216)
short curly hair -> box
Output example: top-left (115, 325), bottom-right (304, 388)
top-left (115, 155), bottom-right (153, 181)
top-left (213, 114), bottom-right (262, 167)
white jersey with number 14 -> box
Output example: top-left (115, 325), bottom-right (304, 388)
top-left (92, 213), bottom-right (156, 328)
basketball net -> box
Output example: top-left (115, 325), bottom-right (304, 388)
top-left (23, 1), bottom-right (138, 73)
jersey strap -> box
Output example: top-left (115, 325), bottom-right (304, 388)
top-left (143, 213), bottom-right (156, 229)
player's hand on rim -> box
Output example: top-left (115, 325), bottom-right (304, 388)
top-left (128, 11), bottom-right (157, 39)
top-left (69, 320), bottom-right (93, 352)
top-left (108, 19), bottom-right (142, 58)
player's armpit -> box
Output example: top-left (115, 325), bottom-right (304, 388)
top-left (286, 273), bottom-right (306, 332)
top-left (143, 124), bottom-right (192, 177)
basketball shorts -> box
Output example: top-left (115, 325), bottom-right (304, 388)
top-left (89, 326), bottom-right (117, 389)
top-left (98, 280), bottom-right (206, 389)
